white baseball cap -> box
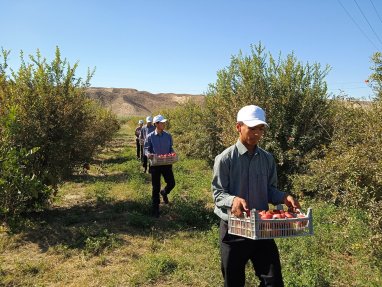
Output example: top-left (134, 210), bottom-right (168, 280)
top-left (138, 120), bottom-right (144, 124)
top-left (237, 105), bottom-right (268, 127)
top-left (153, 114), bottom-right (167, 123)
top-left (146, 116), bottom-right (153, 123)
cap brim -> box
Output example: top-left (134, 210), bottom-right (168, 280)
top-left (242, 120), bottom-right (268, 127)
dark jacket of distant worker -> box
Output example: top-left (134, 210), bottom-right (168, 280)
top-left (135, 120), bottom-right (144, 160)
top-left (140, 116), bottom-right (155, 172)
top-left (144, 114), bottom-right (176, 218)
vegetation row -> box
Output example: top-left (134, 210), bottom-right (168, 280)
top-left (0, 44), bottom-right (382, 285)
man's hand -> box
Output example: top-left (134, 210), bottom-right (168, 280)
top-left (148, 153), bottom-right (154, 159)
top-left (283, 194), bottom-right (301, 212)
top-left (231, 197), bottom-right (249, 217)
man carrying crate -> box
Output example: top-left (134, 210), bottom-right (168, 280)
top-left (140, 116), bottom-right (155, 173)
top-left (135, 120), bottom-right (144, 160)
top-left (144, 114), bottom-right (176, 218)
top-left (212, 105), bottom-right (301, 287)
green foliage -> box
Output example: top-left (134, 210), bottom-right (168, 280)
top-left (0, 145), bottom-right (53, 218)
top-left (73, 226), bottom-right (122, 256)
top-left (125, 210), bottom-right (152, 228)
top-left (83, 228), bottom-right (122, 256)
top-left (206, 44), bottom-right (334, 189)
top-left (369, 51), bottom-right (382, 101)
top-left (280, 202), bottom-right (380, 286)
top-left (0, 47), bottom-right (119, 219)
top-left (92, 182), bottom-right (113, 205)
top-left (0, 107), bottom-right (53, 217)
top-left (292, 100), bottom-right (382, 265)
top-left (5, 48), bottom-right (120, 186)
top-left (163, 101), bottom-right (224, 167)
top-left (130, 254), bottom-right (178, 286)
top-left (167, 43), bottom-right (334, 189)
top-left (1, 121), bottom-right (381, 286)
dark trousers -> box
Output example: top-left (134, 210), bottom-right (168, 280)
top-left (135, 139), bottom-right (141, 159)
top-left (220, 220), bottom-right (284, 287)
top-left (151, 165), bottom-right (175, 207)
top-left (139, 145), bottom-right (144, 161)
top-left (142, 155), bottom-right (149, 171)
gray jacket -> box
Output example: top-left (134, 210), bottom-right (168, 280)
top-left (212, 140), bottom-right (286, 221)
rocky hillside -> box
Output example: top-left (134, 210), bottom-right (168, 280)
top-left (86, 87), bottom-right (205, 117)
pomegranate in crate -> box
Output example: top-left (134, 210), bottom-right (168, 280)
top-left (227, 206), bottom-right (313, 240)
top-left (150, 153), bottom-right (179, 166)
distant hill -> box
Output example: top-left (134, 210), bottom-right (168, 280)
top-left (86, 87), bottom-right (205, 117)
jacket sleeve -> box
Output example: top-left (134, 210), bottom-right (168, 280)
top-left (211, 153), bottom-right (235, 209)
top-left (144, 134), bottom-right (153, 156)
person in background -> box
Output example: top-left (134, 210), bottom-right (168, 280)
top-left (140, 116), bottom-right (155, 173)
top-left (212, 105), bottom-right (301, 287)
top-left (144, 114), bottom-right (176, 218)
top-left (135, 120), bottom-right (144, 160)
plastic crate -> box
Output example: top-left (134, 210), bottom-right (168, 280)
top-left (228, 208), bottom-right (313, 240)
top-left (149, 153), bottom-right (179, 166)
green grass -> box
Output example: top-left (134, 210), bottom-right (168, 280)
top-left (0, 119), bottom-right (381, 286)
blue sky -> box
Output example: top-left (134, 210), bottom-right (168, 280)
top-left (2, 0), bottom-right (382, 99)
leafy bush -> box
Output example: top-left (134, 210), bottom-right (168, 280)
top-left (163, 101), bottom-right (224, 167)
top-left (292, 99), bottom-right (382, 265)
top-left (369, 51), bottom-right (382, 101)
top-left (0, 144), bottom-right (53, 218)
top-left (0, 47), bottom-right (119, 218)
top-left (167, 43), bottom-right (334, 189)
top-left (83, 228), bottom-right (121, 256)
top-left (280, 201), bottom-right (379, 286)
top-left (0, 95), bottom-right (53, 218)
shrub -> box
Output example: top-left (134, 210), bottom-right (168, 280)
top-left (162, 101), bottom-right (224, 167)
top-left (0, 144), bottom-right (53, 218)
top-left (369, 51), bottom-right (382, 101)
top-left (166, 43), bottom-right (334, 189)
top-left (0, 47), bottom-right (119, 218)
top-left (0, 99), bottom-right (53, 218)
top-left (83, 228), bottom-right (121, 256)
top-left (292, 99), bottom-right (382, 265)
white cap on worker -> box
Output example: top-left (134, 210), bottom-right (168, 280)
top-left (237, 105), bottom-right (268, 127)
top-left (153, 114), bottom-right (167, 123)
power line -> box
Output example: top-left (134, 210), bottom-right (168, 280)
top-left (369, 0), bottom-right (382, 26)
top-left (353, 0), bottom-right (382, 47)
top-left (337, 0), bottom-right (380, 50)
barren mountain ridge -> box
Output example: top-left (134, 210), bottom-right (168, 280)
top-left (86, 87), bottom-right (204, 117)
